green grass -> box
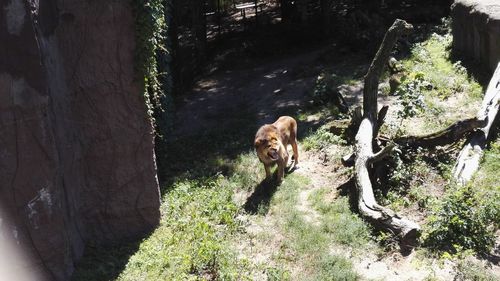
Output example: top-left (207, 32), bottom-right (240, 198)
top-left (471, 139), bottom-right (500, 203)
top-left (302, 126), bottom-right (347, 151)
top-left (454, 258), bottom-right (498, 281)
top-left (390, 32), bottom-right (484, 136)
top-left (115, 177), bottom-right (246, 280)
top-left (309, 188), bottom-right (371, 248)
top-left (266, 179), bottom-right (360, 281)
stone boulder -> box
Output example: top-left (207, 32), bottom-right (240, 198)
top-left (452, 0), bottom-right (500, 74)
top-left (0, 0), bottom-right (161, 280)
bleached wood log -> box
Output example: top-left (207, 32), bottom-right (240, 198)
top-left (355, 119), bottom-right (420, 241)
top-left (353, 19), bottom-right (420, 242)
top-left (453, 63), bottom-right (500, 184)
top-left (394, 117), bottom-right (488, 148)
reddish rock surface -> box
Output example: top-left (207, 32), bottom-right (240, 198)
top-left (452, 0), bottom-right (500, 74)
top-left (0, 1), bottom-right (161, 280)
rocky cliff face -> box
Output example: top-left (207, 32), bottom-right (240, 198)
top-left (0, 1), bottom-right (161, 280)
top-left (452, 0), bottom-right (500, 74)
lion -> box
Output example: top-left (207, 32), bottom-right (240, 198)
top-left (254, 116), bottom-right (299, 183)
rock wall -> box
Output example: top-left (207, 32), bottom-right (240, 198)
top-left (451, 0), bottom-right (500, 74)
top-left (0, 0), bottom-right (161, 280)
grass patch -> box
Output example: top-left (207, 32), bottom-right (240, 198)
top-left (240, 171), bottom-right (361, 281)
top-left (309, 188), bottom-right (371, 248)
top-left (282, 198), bottom-right (360, 280)
top-left (454, 258), bottom-right (498, 281)
top-left (116, 176), bottom-right (245, 280)
top-left (391, 32), bottom-right (483, 136)
top-left (302, 126), bottom-right (346, 151)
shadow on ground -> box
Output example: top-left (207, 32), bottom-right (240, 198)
top-left (72, 240), bottom-right (143, 281)
top-left (243, 178), bottom-right (279, 214)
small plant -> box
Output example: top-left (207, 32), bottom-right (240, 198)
top-left (312, 71), bottom-right (355, 110)
top-left (302, 126), bottom-right (346, 151)
top-left (317, 255), bottom-right (359, 281)
top-left (312, 72), bottom-right (340, 104)
top-left (395, 72), bottom-right (430, 119)
top-left (454, 258), bottom-right (498, 281)
top-left (266, 266), bottom-right (291, 281)
top-left (423, 184), bottom-right (498, 255)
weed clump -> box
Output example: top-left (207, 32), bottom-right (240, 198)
top-left (302, 126), bottom-right (346, 151)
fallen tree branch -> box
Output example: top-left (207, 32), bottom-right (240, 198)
top-left (374, 105), bottom-right (389, 137)
top-left (453, 63), bottom-right (500, 184)
top-left (355, 119), bottom-right (420, 242)
top-left (394, 117), bottom-right (488, 148)
top-left (353, 19), bottom-right (420, 243)
top-left (368, 142), bottom-right (395, 164)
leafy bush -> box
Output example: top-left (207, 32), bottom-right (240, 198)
top-left (395, 72), bottom-right (429, 118)
top-left (302, 126), bottom-right (346, 151)
top-left (423, 184), bottom-right (498, 254)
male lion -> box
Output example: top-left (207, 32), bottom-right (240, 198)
top-left (254, 116), bottom-right (299, 183)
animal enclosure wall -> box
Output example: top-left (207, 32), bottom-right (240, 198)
top-left (452, 0), bottom-right (500, 74)
top-left (0, 0), bottom-right (161, 280)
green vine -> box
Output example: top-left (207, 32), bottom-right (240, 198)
top-left (132, 0), bottom-right (170, 121)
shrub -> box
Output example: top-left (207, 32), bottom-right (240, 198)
top-left (302, 126), bottom-right (346, 151)
top-left (423, 184), bottom-right (497, 254)
top-left (395, 72), bottom-right (429, 119)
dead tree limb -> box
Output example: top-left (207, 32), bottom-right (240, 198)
top-left (355, 120), bottom-right (420, 241)
top-left (394, 117), bottom-right (488, 148)
top-left (354, 19), bottom-right (420, 242)
top-left (453, 63), bottom-right (500, 184)
top-left (374, 104), bottom-right (389, 137)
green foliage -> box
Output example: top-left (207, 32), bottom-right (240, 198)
top-left (132, 0), bottom-right (170, 119)
top-left (266, 266), bottom-right (291, 281)
top-left (312, 71), bottom-right (355, 105)
top-left (472, 140), bottom-right (500, 207)
top-left (422, 140), bottom-right (500, 256)
top-left (317, 255), bottom-right (358, 281)
top-left (302, 126), bottom-right (346, 151)
top-left (117, 176), bottom-right (244, 280)
top-left (394, 72), bottom-right (429, 118)
top-left (454, 259), bottom-right (498, 281)
top-left (422, 184), bottom-right (498, 255)
top-left (385, 151), bottom-right (414, 190)
top-left (310, 190), bottom-right (371, 247)
top-left (395, 31), bottom-right (483, 134)
top-left (405, 33), bottom-right (482, 95)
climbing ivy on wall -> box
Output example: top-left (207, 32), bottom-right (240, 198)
top-left (133, 0), bottom-right (174, 181)
top-left (132, 0), bottom-right (172, 124)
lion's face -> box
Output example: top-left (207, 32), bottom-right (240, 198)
top-left (255, 133), bottom-right (281, 162)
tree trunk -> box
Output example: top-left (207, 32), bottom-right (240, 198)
top-left (453, 63), bottom-right (500, 184)
top-left (363, 20), bottom-right (412, 122)
top-left (355, 119), bottom-right (420, 242)
top-left (353, 19), bottom-right (420, 243)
